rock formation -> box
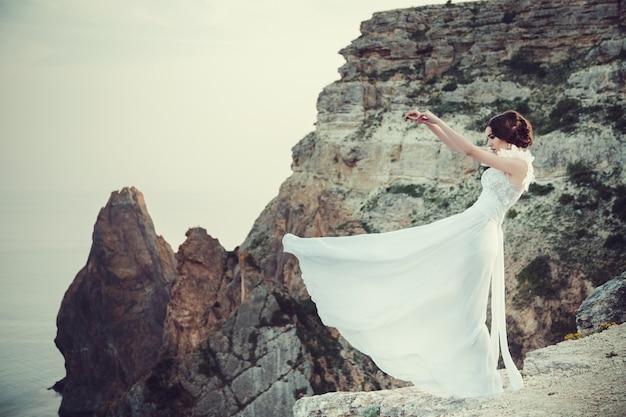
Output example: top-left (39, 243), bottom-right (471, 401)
top-left (55, 187), bottom-right (176, 415)
top-left (56, 188), bottom-right (400, 417)
top-left (160, 227), bottom-right (240, 358)
top-left (576, 270), bottom-right (626, 332)
top-left (106, 284), bottom-right (314, 417)
top-left (55, 0), bottom-right (626, 416)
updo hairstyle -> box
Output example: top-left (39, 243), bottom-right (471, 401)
top-left (487, 110), bottom-right (533, 149)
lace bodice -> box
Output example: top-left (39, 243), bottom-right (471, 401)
top-left (474, 146), bottom-right (535, 222)
top-left (481, 168), bottom-right (524, 209)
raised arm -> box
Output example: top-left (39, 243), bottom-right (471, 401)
top-left (405, 110), bottom-right (528, 184)
top-left (405, 110), bottom-right (463, 153)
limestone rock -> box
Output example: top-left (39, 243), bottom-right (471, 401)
top-left (55, 187), bottom-right (176, 415)
top-left (293, 324), bottom-right (626, 417)
top-left (576, 271), bottom-right (626, 332)
top-left (161, 227), bottom-right (239, 357)
top-left (244, 0), bottom-right (626, 372)
top-left (565, 63), bottom-right (625, 105)
top-left (294, 387), bottom-right (466, 417)
top-left (106, 284), bottom-right (314, 417)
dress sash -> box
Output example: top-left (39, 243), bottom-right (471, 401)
top-left (490, 225), bottom-right (524, 390)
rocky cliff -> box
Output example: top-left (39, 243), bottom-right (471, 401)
top-left (56, 188), bottom-right (399, 417)
top-left (246, 0), bottom-right (626, 357)
top-left (55, 0), bottom-right (626, 416)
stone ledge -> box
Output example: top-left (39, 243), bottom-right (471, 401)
top-left (294, 324), bottom-right (626, 417)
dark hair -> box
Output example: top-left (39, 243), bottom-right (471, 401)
top-left (486, 110), bottom-right (533, 148)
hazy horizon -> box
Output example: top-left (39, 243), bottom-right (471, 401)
top-left (0, 0), bottom-right (475, 250)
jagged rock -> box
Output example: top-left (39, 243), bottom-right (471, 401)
top-left (106, 284), bottom-right (314, 417)
top-left (161, 227), bottom-right (240, 357)
top-left (565, 62), bottom-right (625, 105)
top-left (336, 0), bottom-right (625, 105)
top-left (55, 187), bottom-right (397, 417)
top-left (293, 324), bottom-right (626, 417)
top-left (55, 187), bottom-right (176, 416)
top-left (576, 271), bottom-right (626, 332)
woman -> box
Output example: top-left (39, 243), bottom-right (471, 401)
top-left (282, 109), bottom-right (534, 398)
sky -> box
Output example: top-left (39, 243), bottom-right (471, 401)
top-left (0, 0), bottom-right (474, 250)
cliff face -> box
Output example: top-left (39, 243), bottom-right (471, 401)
top-left (246, 0), bottom-right (626, 355)
top-left (56, 1), bottom-right (626, 416)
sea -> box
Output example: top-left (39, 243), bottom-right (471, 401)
top-left (0, 189), bottom-right (100, 417)
top-left (0, 246), bottom-right (83, 417)
top-left (0, 188), bottom-right (247, 417)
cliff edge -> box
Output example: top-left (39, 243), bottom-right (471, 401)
top-left (293, 324), bottom-right (626, 417)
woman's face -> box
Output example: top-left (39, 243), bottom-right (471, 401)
top-left (485, 126), bottom-right (509, 154)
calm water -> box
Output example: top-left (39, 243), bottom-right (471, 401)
top-left (0, 190), bottom-right (96, 417)
top-left (0, 247), bottom-right (87, 417)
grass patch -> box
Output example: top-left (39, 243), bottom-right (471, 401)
top-left (386, 184), bottom-right (427, 198)
top-left (605, 233), bottom-right (626, 250)
top-left (506, 208), bottom-right (518, 219)
top-left (537, 98), bottom-right (582, 134)
top-left (567, 160), bottom-right (595, 186)
top-left (363, 405), bottom-right (381, 417)
top-left (612, 193), bottom-right (626, 222)
top-left (273, 292), bottom-right (348, 394)
top-left (516, 255), bottom-right (557, 301)
top-left (361, 184), bottom-right (427, 212)
top-left (506, 50), bottom-right (547, 78)
top-left (502, 11), bottom-right (516, 23)
top-left (606, 104), bottom-right (626, 134)
top-left (442, 81), bottom-right (458, 91)
top-left (528, 182), bottom-right (554, 196)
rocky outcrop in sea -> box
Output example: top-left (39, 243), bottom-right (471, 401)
top-left (55, 188), bottom-right (175, 414)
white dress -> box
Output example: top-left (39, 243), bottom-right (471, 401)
top-left (282, 146), bottom-right (535, 398)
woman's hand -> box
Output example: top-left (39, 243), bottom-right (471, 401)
top-left (404, 109), bottom-right (439, 125)
top-left (404, 109), bottom-right (421, 122)
top-left (405, 109), bottom-right (464, 153)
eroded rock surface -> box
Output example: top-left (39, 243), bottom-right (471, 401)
top-left (106, 285), bottom-right (314, 417)
top-left (161, 227), bottom-right (240, 357)
top-left (576, 270), bottom-right (626, 332)
top-left (55, 187), bottom-right (176, 415)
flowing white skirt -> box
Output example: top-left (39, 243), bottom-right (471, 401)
top-left (282, 204), bottom-right (522, 398)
